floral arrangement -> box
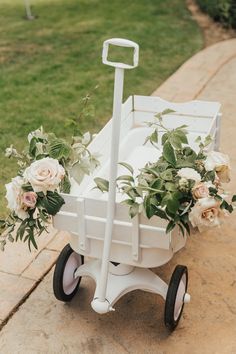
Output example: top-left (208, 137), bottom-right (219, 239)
top-left (0, 127), bottom-right (99, 251)
top-left (96, 110), bottom-right (236, 235)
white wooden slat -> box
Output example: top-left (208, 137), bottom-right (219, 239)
top-left (85, 215), bottom-right (169, 249)
top-left (134, 111), bottom-right (214, 134)
top-left (84, 197), bottom-right (131, 222)
top-left (85, 217), bottom-right (131, 243)
top-left (140, 214), bottom-right (168, 229)
top-left (133, 95), bottom-right (221, 117)
top-left (77, 198), bottom-right (88, 252)
top-left (58, 193), bottom-right (78, 213)
top-left (53, 212), bottom-right (78, 234)
top-left (132, 215), bottom-right (140, 261)
top-left (140, 228), bottom-right (170, 249)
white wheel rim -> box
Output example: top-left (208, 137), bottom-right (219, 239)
top-left (62, 252), bottom-right (82, 295)
top-left (174, 273), bottom-right (187, 321)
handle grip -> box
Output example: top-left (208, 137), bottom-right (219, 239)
top-left (102, 38), bottom-right (139, 69)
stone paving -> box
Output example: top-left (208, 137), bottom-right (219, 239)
top-left (0, 39), bottom-right (236, 353)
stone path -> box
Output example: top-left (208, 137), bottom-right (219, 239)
top-left (0, 39), bottom-right (236, 353)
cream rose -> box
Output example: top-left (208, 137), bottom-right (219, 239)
top-left (21, 191), bottom-right (37, 209)
top-left (24, 157), bottom-right (65, 193)
top-left (177, 168), bottom-right (201, 184)
top-left (5, 176), bottom-right (29, 219)
top-left (205, 151), bottom-right (230, 183)
top-left (189, 197), bottom-right (226, 232)
top-left (192, 182), bottom-right (209, 199)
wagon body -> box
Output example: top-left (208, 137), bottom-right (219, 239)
top-left (53, 95), bottom-right (221, 268)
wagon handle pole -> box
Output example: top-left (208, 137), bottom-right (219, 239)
top-left (92, 38), bottom-right (139, 312)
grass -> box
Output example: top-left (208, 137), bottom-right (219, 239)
top-left (0, 0), bottom-right (202, 215)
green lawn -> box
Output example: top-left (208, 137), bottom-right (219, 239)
top-left (0, 0), bottom-right (202, 214)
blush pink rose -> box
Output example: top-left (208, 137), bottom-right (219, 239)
top-left (189, 197), bottom-right (227, 232)
top-left (21, 192), bottom-right (37, 209)
top-left (192, 182), bottom-right (209, 199)
top-left (23, 157), bottom-right (65, 194)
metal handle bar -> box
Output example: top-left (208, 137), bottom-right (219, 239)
top-left (102, 38), bottom-right (139, 69)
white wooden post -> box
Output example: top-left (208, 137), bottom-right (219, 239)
top-left (24, 0), bottom-right (34, 20)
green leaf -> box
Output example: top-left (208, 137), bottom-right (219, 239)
top-left (204, 170), bottom-right (216, 183)
top-left (21, 183), bottom-right (33, 192)
top-left (150, 129), bottom-right (158, 145)
top-left (166, 220), bottom-right (176, 234)
top-left (232, 195), bottom-right (236, 202)
top-left (161, 133), bottom-right (169, 146)
top-left (121, 199), bottom-right (135, 206)
top-left (161, 108), bottom-right (175, 116)
top-left (220, 199), bottom-right (233, 213)
top-left (155, 207), bottom-right (168, 220)
top-left (116, 175), bottom-right (134, 182)
top-left (60, 174), bottom-right (71, 194)
top-left (118, 162), bottom-right (134, 175)
top-left (163, 142), bottom-right (176, 166)
top-left (180, 220), bottom-right (190, 235)
top-left (165, 182), bottom-right (177, 192)
top-left (175, 130), bottom-right (188, 144)
top-left (29, 137), bottom-right (37, 157)
top-left (169, 135), bottom-right (182, 149)
top-left (29, 230), bottom-right (38, 251)
top-left (94, 177), bottom-right (109, 193)
top-left (195, 136), bottom-right (201, 143)
top-left (150, 178), bottom-right (163, 190)
top-left (49, 139), bottom-right (72, 160)
top-left (16, 219), bottom-right (27, 241)
top-left (167, 197), bottom-right (180, 214)
top-left (144, 196), bottom-right (156, 219)
top-left (175, 160), bottom-right (194, 169)
top-left (178, 223), bottom-right (185, 236)
top-left (160, 169), bottom-right (173, 181)
top-left (40, 191), bottom-right (65, 216)
top-left (141, 167), bottom-right (159, 177)
top-left (129, 203), bottom-right (139, 218)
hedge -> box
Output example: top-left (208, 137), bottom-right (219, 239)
top-left (196, 0), bottom-right (236, 28)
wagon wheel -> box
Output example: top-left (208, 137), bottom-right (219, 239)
top-left (164, 265), bottom-right (188, 331)
top-left (53, 244), bottom-right (84, 302)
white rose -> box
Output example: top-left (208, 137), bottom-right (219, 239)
top-left (24, 157), bottom-right (65, 193)
top-left (177, 168), bottom-right (201, 184)
top-left (5, 176), bottom-right (29, 219)
top-left (189, 197), bottom-right (226, 232)
top-left (205, 151), bottom-right (230, 183)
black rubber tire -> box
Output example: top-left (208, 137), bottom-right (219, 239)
top-left (164, 265), bottom-right (188, 331)
top-left (53, 244), bottom-right (84, 302)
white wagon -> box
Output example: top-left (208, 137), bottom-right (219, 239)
top-left (53, 39), bottom-right (221, 330)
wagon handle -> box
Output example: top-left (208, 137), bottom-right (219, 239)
top-left (102, 38), bottom-right (139, 69)
top-left (91, 39), bottom-right (139, 313)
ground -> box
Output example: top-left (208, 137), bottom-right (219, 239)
top-left (0, 38), bottom-right (236, 353)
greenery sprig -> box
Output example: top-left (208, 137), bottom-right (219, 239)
top-left (95, 110), bottom-right (236, 236)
